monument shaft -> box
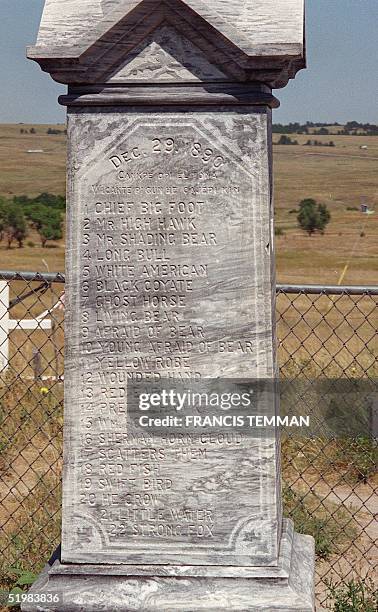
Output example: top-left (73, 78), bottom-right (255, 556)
top-left (63, 106), bottom-right (280, 566)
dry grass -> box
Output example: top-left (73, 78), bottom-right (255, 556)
top-left (0, 124), bottom-right (66, 198)
top-left (0, 125), bottom-right (377, 285)
top-left (0, 242), bottom-right (65, 276)
top-left (0, 377), bottom-right (63, 604)
top-left (276, 292), bottom-right (378, 380)
top-left (0, 124), bottom-right (66, 275)
top-left (273, 133), bottom-right (378, 285)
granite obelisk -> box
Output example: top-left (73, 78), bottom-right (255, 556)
top-left (25, 1), bottom-right (315, 610)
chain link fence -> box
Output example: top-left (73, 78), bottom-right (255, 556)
top-left (0, 271), bottom-right (376, 610)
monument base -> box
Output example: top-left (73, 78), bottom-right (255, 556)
top-left (22, 521), bottom-right (314, 611)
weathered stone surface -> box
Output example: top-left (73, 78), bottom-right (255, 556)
top-left (106, 24), bottom-right (228, 82)
top-left (62, 107), bottom-right (280, 566)
top-left (59, 84), bottom-right (279, 108)
top-left (28, 0), bottom-right (306, 87)
top-left (22, 521), bottom-right (315, 611)
top-left (35, 0), bottom-right (305, 53)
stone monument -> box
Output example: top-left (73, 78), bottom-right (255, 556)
top-left (25, 1), bottom-right (315, 610)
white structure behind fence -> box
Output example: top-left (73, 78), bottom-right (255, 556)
top-left (0, 280), bottom-right (52, 371)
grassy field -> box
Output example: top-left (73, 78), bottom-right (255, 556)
top-left (0, 124), bottom-right (377, 285)
top-left (0, 124), bottom-right (66, 274)
top-left (0, 124), bottom-right (66, 198)
top-left (273, 133), bottom-right (378, 285)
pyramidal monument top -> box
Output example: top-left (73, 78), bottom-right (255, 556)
top-left (28, 0), bottom-right (305, 87)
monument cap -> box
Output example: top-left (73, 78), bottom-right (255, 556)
top-left (27, 0), bottom-right (306, 87)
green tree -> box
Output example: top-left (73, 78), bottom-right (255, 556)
top-left (0, 197), bottom-right (7, 242)
top-left (278, 135), bottom-right (296, 145)
top-left (34, 192), bottom-right (66, 210)
top-left (2, 202), bottom-right (28, 248)
top-left (39, 217), bottom-right (63, 247)
top-left (13, 195), bottom-right (34, 207)
top-left (26, 204), bottom-right (62, 247)
top-left (24, 202), bottom-right (47, 230)
top-left (297, 199), bottom-right (331, 236)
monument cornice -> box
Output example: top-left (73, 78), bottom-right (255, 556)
top-left (60, 84), bottom-right (280, 108)
top-left (27, 0), bottom-right (306, 88)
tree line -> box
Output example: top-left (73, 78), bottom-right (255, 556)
top-left (276, 135), bottom-right (335, 147)
top-left (19, 127), bottom-right (67, 135)
top-left (21, 122), bottom-right (377, 137)
top-left (0, 193), bottom-right (65, 248)
top-left (272, 121), bottom-right (378, 136)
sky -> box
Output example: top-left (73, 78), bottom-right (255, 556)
top-left (0, 0), bottom-right (377, 124)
